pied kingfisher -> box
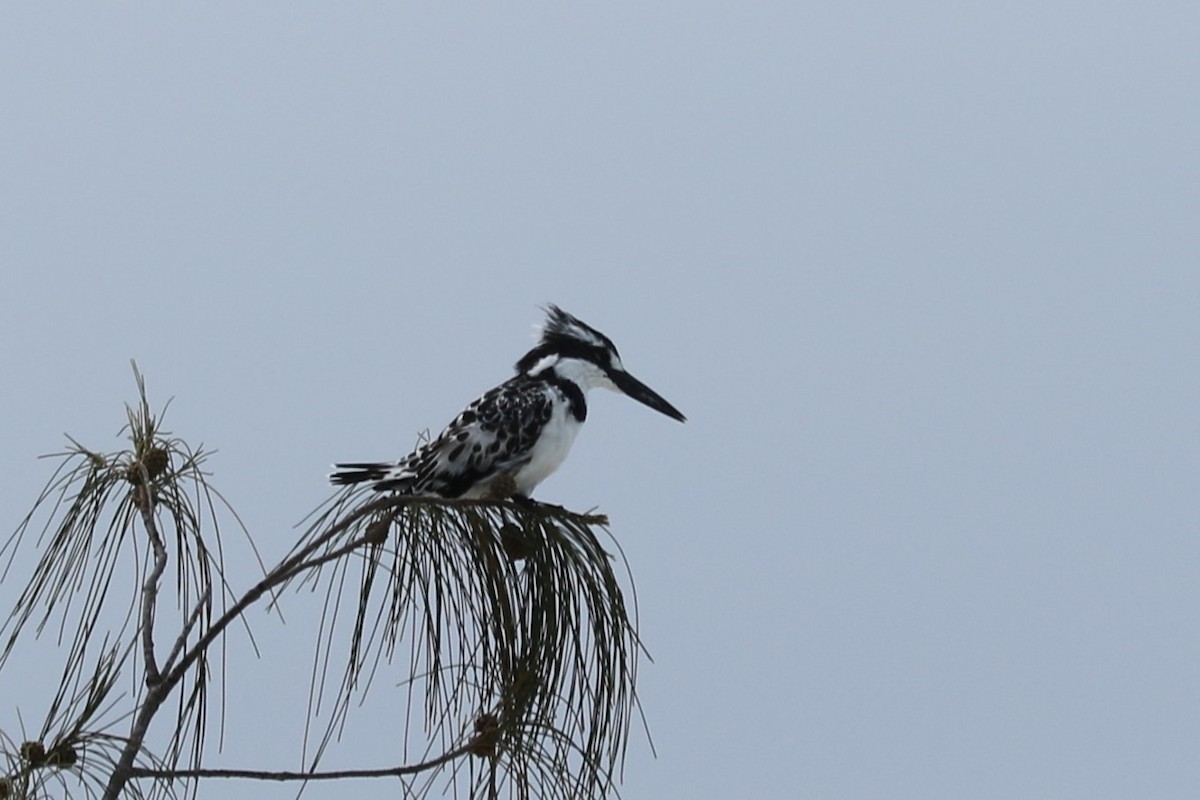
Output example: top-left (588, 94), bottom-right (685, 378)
top-left (330, 305), bottom-right (686, 499)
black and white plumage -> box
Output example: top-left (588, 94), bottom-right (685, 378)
top-left (330, 305), bottom-right (686, 499)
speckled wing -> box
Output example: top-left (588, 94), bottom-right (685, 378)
top-left (333, 375), bottom-right (554, 498)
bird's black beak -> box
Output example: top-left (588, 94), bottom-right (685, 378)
top-left (611, 369), bottom-right (687, 422)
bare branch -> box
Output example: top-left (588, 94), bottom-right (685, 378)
top-left (136, 462), bottom-right (167, 687)
top-left (159, 587), bottom-right (211, 680)
top-left (129, 741), bottom-right (475, 782)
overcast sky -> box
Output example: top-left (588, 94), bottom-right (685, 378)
top-left (2, 3), bottom-right (1198, 798)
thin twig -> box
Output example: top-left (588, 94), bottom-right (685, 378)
top-left (160, 586), bottom-right (211, 679)
top-left (129, 741), bottom-right (475, 782)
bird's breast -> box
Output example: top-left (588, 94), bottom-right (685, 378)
top-left (511, 393), bottom-right (583, 495)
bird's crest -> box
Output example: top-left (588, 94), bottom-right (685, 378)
top-left (539, 305), bottom-right (618, 355)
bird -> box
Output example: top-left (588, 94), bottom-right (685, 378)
top-left (330, 305), bottom-right (686, 500)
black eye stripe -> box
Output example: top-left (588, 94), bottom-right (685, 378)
top-left (515, 338), bottom-right (611, 374)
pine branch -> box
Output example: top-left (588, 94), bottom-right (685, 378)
top-left (2, 369), bottom-right (645, 800)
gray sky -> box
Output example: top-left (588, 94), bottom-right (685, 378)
top-left (2, 3), bottom-right (1198, 798)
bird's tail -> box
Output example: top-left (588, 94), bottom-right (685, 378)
top-left (329, 462), bottom-right (393, 487)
